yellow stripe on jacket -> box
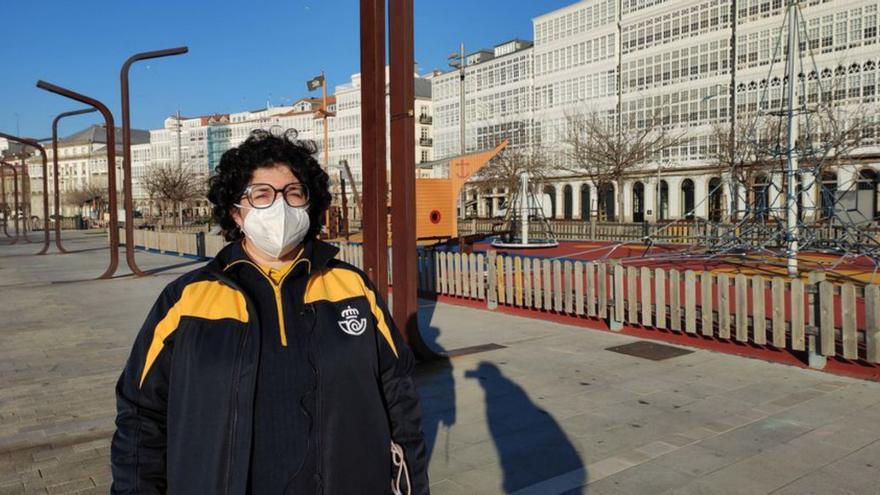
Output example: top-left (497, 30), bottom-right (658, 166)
top-left (304, 268), bottom-right (399, 358)
top-left (140, 280), bottom-right (249, 387)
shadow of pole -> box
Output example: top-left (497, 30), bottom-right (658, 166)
top-left (412, 295), bottom-right (456, 465)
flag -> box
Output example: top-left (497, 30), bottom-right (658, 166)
top-left (306, 74), bottom-right (325, 92)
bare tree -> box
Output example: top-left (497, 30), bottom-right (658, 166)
top-left (144, 164), bottom-right (206, 226)
top-left (64, 184), bottom-right (109, 220)
top-left (472, 141), bottom-right (555, 203)
top-left (718, 71), bottom-right (876, 222)
top-left (561, 108), bottom-right (689, 221)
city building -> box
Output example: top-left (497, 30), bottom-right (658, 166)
top-left (25, 125), bottom-right (149, 220)
top-left (433, 0), bottom-right (880, 223)
top-left (329, 67), bottom-right (435, 184)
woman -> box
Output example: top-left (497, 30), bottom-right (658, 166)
top-left (111, 129), bottom-right (429, 494)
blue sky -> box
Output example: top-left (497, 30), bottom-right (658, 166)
top-left (0, 0), bottom-right (574, 139)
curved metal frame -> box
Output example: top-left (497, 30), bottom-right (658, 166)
top-left (37, 80), bottom-right (120, 279)
top-left (0, 160), bottom-right (21, 244)
top-left (120, 47), bottom-right (188, 277)
top-left (0, 133), bottom-right (50, 254)
top-left (52, 108), bottom-right (98, 253)
top-left (0, 163), bottom-right (11, 239)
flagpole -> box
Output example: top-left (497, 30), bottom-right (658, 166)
top-left (321, 71), bottom-right (333, 236)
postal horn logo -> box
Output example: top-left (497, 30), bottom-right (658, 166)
top-left (338, 305), bottom-right (368, 336)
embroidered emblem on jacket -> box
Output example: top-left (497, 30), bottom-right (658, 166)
top-left (338, 305), bottom-right (368, 336)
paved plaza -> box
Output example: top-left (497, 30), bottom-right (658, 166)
top-left (1, 232), bottom-right (879, 494)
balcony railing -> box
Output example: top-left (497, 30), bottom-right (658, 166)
top-left (419, 137), bottom-right (433, 147)
top-left (419, 114), bottom-right (433, 124)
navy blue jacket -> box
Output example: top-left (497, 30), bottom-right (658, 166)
top-left (110, 239), bottom-right (428, 494)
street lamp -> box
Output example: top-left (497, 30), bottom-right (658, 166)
top-left (449, 44), bottom-right (468, 217)
top-left (448, 44), bottom-right (467, 156)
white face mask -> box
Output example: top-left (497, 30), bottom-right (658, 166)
top-left (235, 199), bottom-right (311, 259)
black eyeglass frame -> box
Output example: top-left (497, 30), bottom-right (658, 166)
top-left (239, 182), bottom-right (310, 209)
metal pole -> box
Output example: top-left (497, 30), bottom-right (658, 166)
top-left (0, 161), bottom-right (20, 243)
top-left (340, 171), bottom-right (349, 240)
top-left (51, 108), bottom-right (97, 253)
top-left (521, 172), bottom-right (530, 244)
top-left (37, 80), bottom-right (121, 279)
top-left (390, 0), bottom-right (437, 359)
top-left (458, 43), bottom-right (466, 219)
top-left (0, 133), bottom-right (50, 252)
top-left (121, 47), bottom-right (188, 276)
top-left (18, 154), bottom-right (33, 242)
top-left (0, 165), bottom-right (9, 238)
top-left (360, 0), bottom-right (388, 294)
top-left (459, 43), bottom-right (466, 155)
top-left (322, 71), bottom-right (333, 235)
top-left (784, 4), bottom-right (799, 277)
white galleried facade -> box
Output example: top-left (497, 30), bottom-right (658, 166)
top-left (148, 67), bottom-right (435, 193)
top-left (434, 0), bottom-right (880, 222)
top-left (330, 68), bottom-right (435, 184)
top-left (24, 125), bottom-right (149, 220)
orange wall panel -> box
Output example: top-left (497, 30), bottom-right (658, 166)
top-left (415, 179), bottom-right (455, 238)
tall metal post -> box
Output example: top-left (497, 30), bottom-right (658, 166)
top-left (520, 172), bottom-right (530, 244)
top-left (360, 0), bottom-right (388, 294)
top-left (784, 4), bottom-right (800, 277)
top-left (458, 43), bottom-right (466, 155)
top-left (121, 47), bottom-right (188, 276)
top-left (321, 71), bottom-right (334, 234)
top-left (0, 133), bottom-right (50, 253)
top-left (389, 0), bottom-right (436, 359)
top-left (37, 80), bottom-right (121, 279)
top-left (51, 108), bottom-right (97, 253)
top-left (17, 154), bottom-right (32, 242)
top-left (0, 165), bottom-right (9, 238)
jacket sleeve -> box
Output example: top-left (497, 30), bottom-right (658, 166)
top-left (366, 277), bottom-right (430, 495)
top-left (110, 286), bottom-right (179, 494)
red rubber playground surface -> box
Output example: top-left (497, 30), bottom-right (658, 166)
top-left (471, 239), bottom-right (880, 285)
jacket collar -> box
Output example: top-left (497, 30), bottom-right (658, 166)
top-left (208, 237), bottom-right (340, 276)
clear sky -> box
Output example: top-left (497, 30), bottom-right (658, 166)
top-left (0, 0), bottom-right (575, 139)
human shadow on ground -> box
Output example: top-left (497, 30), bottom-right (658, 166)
top-left (466, 361), bottom-right (586, 493)
top-left (412, 295), bottom-right (457, 466)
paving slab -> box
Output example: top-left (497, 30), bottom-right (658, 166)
top-left (2, 232), bottom-right (880, 494)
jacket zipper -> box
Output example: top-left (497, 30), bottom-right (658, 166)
top-left (311, 301), bottom-right (324, 494)
top-left (224, 319), bottom-right (249, 495)
top-left (225, 257), bottom-right (309, 347)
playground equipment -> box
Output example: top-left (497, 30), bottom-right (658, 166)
top-left (491, 171), bottom-right (559, 249)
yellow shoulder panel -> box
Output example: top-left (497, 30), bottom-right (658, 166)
top-left (139, 280), bottom-right (249, 387)
top-left (305, 268), bottom-right (399, 358)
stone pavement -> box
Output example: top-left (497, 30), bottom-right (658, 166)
top-left (1, 231), bottom-right (879, 494)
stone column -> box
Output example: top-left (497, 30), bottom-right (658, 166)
top-left (645, 178), bottom-right (657, 222)
top-left (668, 177), bottom-right (682, 219)
top-left (620, 180), bottom-right (632, 222)
top-left (571, 181), bottom-right (582, 220)
top-left (694, 176), bottom-right (708, 219)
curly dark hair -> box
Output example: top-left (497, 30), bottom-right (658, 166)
top-left (207, 128), bottom-right (330, 242)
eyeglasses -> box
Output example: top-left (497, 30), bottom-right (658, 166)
top-left (240, 182), bottom-right (310, 209)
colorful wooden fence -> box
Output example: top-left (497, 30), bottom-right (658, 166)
top-left (116, 231), bottom-right (880, 366)
top-left (334, 241), bottom-right (880, 365)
